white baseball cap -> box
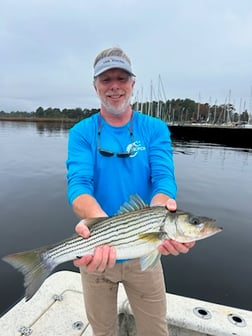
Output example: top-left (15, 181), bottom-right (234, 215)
top-left (94, 56), bottom-right (135, 77)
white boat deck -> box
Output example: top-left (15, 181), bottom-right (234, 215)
top-left (0, 271), bottom-right (251, 336)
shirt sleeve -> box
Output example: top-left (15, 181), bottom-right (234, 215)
top-left (66, 122), bottom-right (95, 204)
top-left (149, 119), bottom-right (177, 199)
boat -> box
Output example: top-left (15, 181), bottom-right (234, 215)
top-left (168, 123), bottom-right (252, 149)
top-left (0, 271), bottom-right (251, 336)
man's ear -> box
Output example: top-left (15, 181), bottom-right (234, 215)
top-left (93, 80), bottom-right (97, 92)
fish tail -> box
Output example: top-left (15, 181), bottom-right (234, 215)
top-left (2, 248), bottom-right (55, 301)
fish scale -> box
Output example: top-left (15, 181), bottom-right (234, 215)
top-left (2, 195), bottom-right (222, 301)
top-left (46, 207), bottom-right (166, 261)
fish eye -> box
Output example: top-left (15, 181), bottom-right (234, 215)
top-left (190, 216), bottom-right (200, 225)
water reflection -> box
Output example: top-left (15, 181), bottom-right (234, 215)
top-left (35, 121), bottom-right (75, 135)
top-left (173, 140), bottom-right (252, 169)
top-left (0, 120), bottom-right (76, 137)
top-left (0, 121), bottom-right (252, 315)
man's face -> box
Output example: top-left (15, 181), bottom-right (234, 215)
top-left (94, 68), bottom-right (135, 115)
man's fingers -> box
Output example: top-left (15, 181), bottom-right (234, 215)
top-left (75, 246), bottom-right (117, 272)
top-left (84, 246), bottom-right (105, 272)
top-left (159, 240), bottom-right (179, 256)
top-left (159, 240), bottom-right (196, 256)
top-left (107, 247), bottom-right (117, 269)
top-left (75, 219), bottom-right (90, 238)
top-left (73, 254), bottom-right (92, 267)
top-left (171, 240), bottom-right (190, 254)
top-left (96, 246), bottom-right (109, 272)
top-left (166, 198), bottom-right (177, 212)
top-left (184, 241), bottom-right (196, 249)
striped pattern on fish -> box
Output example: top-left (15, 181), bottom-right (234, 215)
top-left (46, 206), bottom-right (168, 265)
top-left (2, 195), bottom-right (222, 301)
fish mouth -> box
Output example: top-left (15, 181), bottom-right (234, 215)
top-left (205, 219), bottom-right (216, 227)
top-left (201, 219), bottom-right (223, 234)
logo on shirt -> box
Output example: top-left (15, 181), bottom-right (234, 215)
top-left (127, 141), bottom-right (146, 158)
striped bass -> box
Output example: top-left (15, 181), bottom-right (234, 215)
top-left (2, 195), bottom-right (222, 301)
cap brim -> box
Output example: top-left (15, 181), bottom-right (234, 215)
top-left (94, 56), bottom-right (135, 78)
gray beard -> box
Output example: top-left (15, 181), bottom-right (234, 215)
top-left (100, 96), bottom-right (132, 115)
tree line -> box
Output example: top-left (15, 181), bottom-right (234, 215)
top-left (0, 107), bottom-right (96, 120)
top-left (0, 98), bottom-right (250, 124)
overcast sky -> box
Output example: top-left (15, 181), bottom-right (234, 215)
top-left (1, 0), bottom-right (252, 113)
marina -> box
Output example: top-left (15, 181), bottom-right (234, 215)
top-left (0, 120), bottom-right (251, 334)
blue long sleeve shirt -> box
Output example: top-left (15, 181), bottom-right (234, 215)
top-left (66, 111), bottom-right (177, 216)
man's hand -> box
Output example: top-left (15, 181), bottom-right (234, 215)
top-left (166, 198), bottom-right (177, 212)
top-left (158, 197), bottom-right (196, 255)
top-left (158, 240), bottom-right (195, 256)
top-left (73, 219), bottom-right (116, 272)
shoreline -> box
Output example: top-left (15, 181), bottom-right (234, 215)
top-left (0, 117), bottom-right (78, 122)
top-left (1, 117), bottom-right (251, 148)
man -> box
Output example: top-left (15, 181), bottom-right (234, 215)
top-left (66, 47), bottom-right (195, 336)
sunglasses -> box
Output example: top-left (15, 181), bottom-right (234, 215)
top-left (97, 114), bottom-right (134, 158)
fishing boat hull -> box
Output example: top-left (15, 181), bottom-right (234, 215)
top-left (0, 271), bottom-right (251, 336)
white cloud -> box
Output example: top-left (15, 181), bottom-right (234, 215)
top-left (1, 0), bottom-right (252, 112)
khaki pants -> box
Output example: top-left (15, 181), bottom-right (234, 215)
top-left (80, 259), bottom-right (169, 336)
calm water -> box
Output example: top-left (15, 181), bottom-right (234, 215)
top-left (0, 120), bottom-right (251, 316)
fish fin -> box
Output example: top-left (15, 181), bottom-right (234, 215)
top-left (140, 250), bottom-right (161, 271)
top-left (116, 194), bottom-right (148, 214)
top-left (139, 232), bottom-right (166, 242)
top-left (2, 248), bottom-right (55, 301)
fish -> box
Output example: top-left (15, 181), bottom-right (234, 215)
top-left (2, 195), bottom-right (222, 301)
